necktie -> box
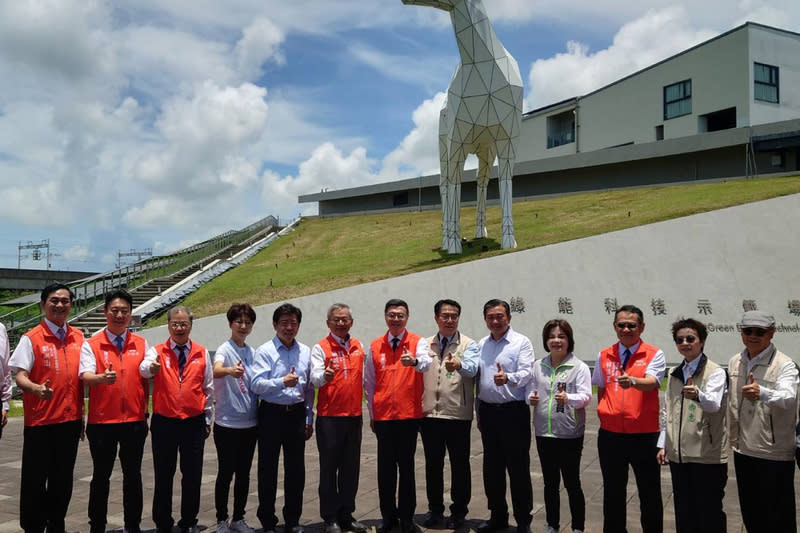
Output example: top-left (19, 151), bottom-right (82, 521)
top-left (56, 327), bottom-right (66, 344)
top-left (621, 348), bottom-right (631, 370)
top-left (176, 345), bottom-right (187, 377)
top-left (391, 338), bottom-right (399, 352)
top-left (115, 336), bottom-right (124, 352)
top-left (440, 336), bottom-right (448, 357)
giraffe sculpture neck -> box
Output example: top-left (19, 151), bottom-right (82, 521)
top-left (449, 0), bottom-right (503, 65)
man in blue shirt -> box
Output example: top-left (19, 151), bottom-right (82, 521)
top-left (250, 303), bottom-right (314, 533)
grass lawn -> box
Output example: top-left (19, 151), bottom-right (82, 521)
top-left (166, 175), bottom-right (800, 322)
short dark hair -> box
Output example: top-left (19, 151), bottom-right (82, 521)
top-left (671, 317), bottom-right (708, 342)
top-left (614, 304), bottom-right (644, 324)
top-left (41, 283), bottom-right (74, 303)
top-left (542, 319), bottom-right (575, 353)
top-left (483, 299), bottom-right (510, 318)
top-left (273, 303), bottom-right (302, 324)
top-left (434, 299), bottom-right (461, 316)
top-left (384, 299), bottom-right (409, 315)
top-left (227, 303), bottom-right (256, 324)
top-left (104, 289), bottom-right (132, 309)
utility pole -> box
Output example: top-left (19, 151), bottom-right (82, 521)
top-left (18, 239), bottom-right (50, 270)
top-left (117, 248), bottom-right (153, 268)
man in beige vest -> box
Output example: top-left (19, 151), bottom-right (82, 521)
top-left (728, 310), bottom-right (798, 533)
top-left (657, 318), bottom-right (727, 533)
top-left (420, 299), bottom-right (479, 529)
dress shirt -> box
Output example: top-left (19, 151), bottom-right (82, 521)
top-left (363, 331), bottom-right (431, 418)
top-left (0, 322), bottom-right (10, 412)
top-left (591, 341), bottom-right (666, 387)
top-left (657, 359), bottom-right (727, 448)
top-left (213, 339), bottom-right (257, 428)
top-left (250, 336), bottom-right (314, 425)
top-left (310, 332), bottom-right (354, 387)
top-left (9, 318), bottom-right (71, 373)
top-left (139, 340), bottom-right (215, 425)
top-left (742, 344), bottom-right (799, 406)
top-left (78, 329), bottom-right (145, 375)
top-left (442, 333), bottom-right (480, 378)
top-left (476, 327), bottom-right (534, 403)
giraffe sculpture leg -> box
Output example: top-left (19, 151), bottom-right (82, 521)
top-left (442, 145), bottom-right (465, 254)
top-left (474, 146), bottom-right (495, 239)
top-left (496, 140), bottom-right (517, 249)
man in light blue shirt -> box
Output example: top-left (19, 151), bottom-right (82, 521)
top-left (475, 299), bottom-right (534, 533)
top-left (250, 303), bottom-right (314, 533)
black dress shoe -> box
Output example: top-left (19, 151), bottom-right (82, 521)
top-left (400, 520), bottom-right (419, 533)
top-left (423, 512), bottom-right (444, 528)
top-left (376, 518), bottom-right (399, 533)
top-left (476, 520), bottom-right (509, 533)
top-left (341, 519), bottom-right (368, 533)
top-left (288, 526), bottom-right (305, 533)
top-left (325, 521), bottom-right (343, 533)
top-left (515, 526), bottom-right (530, 533)
top-left (445, 516), bottom-right (465, 530)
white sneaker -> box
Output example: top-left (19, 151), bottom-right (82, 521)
top-left (230, 519), bottom-right (256, 533)
top-left (216, 520), bottom-right (232, 533)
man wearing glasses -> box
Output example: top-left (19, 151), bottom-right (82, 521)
top-left (10, 283), bottom-right (85, 533)
top-left (364, 299), bottom-right (431, 533)
top-left (140, 306), bottom-right (214, 533)
top-left (250, 303), bottom-right (314, 533)
top-left (591, 304), bottom-right (665, 533)
top-left (728, 310), bottom-right (798, 533)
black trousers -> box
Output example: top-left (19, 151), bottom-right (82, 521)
top-left (316, 415), bottom-right (363, 523)
top-left (373, 418), bottom-right (420, 522)
top-left (420, 417), bottom-right (472, 518)
top-left (20, 419), bottom-right (81, 533)
top-left (667, 460), bottom-right (726, 533)
top-left (734, 451), bottom-right (796, 533)
top-left (257, 402), bottom-right (306, 530)
top-left (87, 421), bottom-right (148, 532)
top-left (597, 429), bottom-right (662, 533)
top-left (150, 414), bottom-right (206, 530)
top-left (213, 424), bottom-right (258, 522)
top-left (536, 436), bottom-right (585, 531)
top-left (478, 401), bottom-right (532, 527)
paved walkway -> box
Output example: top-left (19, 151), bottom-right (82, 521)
top-left (0, 403), bottom-right (791, 533)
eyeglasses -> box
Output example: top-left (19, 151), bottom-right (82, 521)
top-left (169, 321), bottom-right (191, 329)
top-left (615, 322), bottom-right (639, 330)
top-left (674, 335), bottom-right (697, 344)
top-left (741, 327), bottom-right (768, 336)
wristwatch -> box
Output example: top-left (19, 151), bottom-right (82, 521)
top-left (630, 377), bottom-right (637, 387)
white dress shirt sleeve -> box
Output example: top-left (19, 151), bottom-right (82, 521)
top-left (567, 362), bottom-right (593, 409)
top-left (414, 337), bottom-right (431, 372)
top-left (310, 343), bottom-right (327, 388)
top-left (203, 349), bottom-right (215, 425)
top-left (645, 348), bottom-right (667, 385)
top-left (79, 340), bottom-right (98, 377)
top-left (363, 346), bottom-right (376, 419)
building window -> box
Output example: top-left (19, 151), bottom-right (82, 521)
top-left (754, 62), bottom-right (779, 103)
top-left (546, 110), bottom-right (575, 149)
top-left (664, 80), bottom-right (691, 120)
top-left (392, 191), bottom-right (409, 206)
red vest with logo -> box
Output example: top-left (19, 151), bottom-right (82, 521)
top-left (316, 335), bottom-right (364, 417)
top-left (152, 340), bottom-right (208, 419)
top-left (596, 341), bottom-right (660, 433)
top-left (86, 330), bottom-right (149, 424)
top-left (22, 322), bottom-right (84, 426)
top-left (369, 332), bottom-right (424, 421)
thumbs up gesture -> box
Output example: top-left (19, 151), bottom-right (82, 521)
top-left (150, 358), bottom-right (162, 375)
top-left (400, 347), bottom-right (417, 367)
top-left (324, 360), bottom-right (335, 382)
top-left (555, 383), bottom-right (568, 405)
top-left (742, 372), bottom-right (760, 401)
top-left (494, 362), bottom-right (508, 385)
top-left (283, 365), bottom-right (299, 387)
top-left (103, 362), bottom-right (117, 385)
top-left (36, 379), bottom-right (54, 400)
top-left (444, 352), bottom-right (460, 373)
top-left (230, 360), bottom-right (245, 378)
top-left (682, 375), bottom-right (698, 400)
top-left (529, 389), bottom-right (540, 406)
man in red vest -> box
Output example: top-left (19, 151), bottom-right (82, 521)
top-left (591, 304), bottom-right (665, 533)
top-left (10, 283), bottom-right (85, 533)
top-left (140, 305), bottom-right (214, 533)
top-left (310, 303), bottom-right (368, 533)
top-left (79, 289), bottom-right (149, 533)
top-left (364, 299), bottom-right (431, 533)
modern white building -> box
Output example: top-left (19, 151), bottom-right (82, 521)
top-left (300, 22), bottom-right (800, 216)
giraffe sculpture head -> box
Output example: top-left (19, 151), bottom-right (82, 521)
top-left (401, 0), bottom-right (455, 11)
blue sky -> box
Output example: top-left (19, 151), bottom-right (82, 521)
top-left (0, 0), bottom-right (797, 272)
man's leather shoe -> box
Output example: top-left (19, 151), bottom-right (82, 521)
top-left (376, 518), bottom-right (399, 533)
top-left (288, 526), bottom-right (305, 533)
top-left (341, 519), bottom-right (368, 533)
top-left (515, 526), bottom-right (530, 533)
top-left (324, 521), bottom-right (342, 533)
top-left (400, 520), bottom-right (419, 533)
top-left (423, 512), bottom-right (444, 528)
top-left (445, 516), bottom-right (466, 530)
top-left (476, 520), bottom-right (509, 533)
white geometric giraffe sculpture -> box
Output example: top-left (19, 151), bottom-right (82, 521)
top-left (402, 0), bottom-right (523, 254)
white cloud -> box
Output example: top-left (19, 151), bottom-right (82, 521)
top-left (381, 92), bottom-right (447, 179)
top-left (62, 245), bottom-right (92, 263)
top-left (235, 17), bottom-right (286, 79)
